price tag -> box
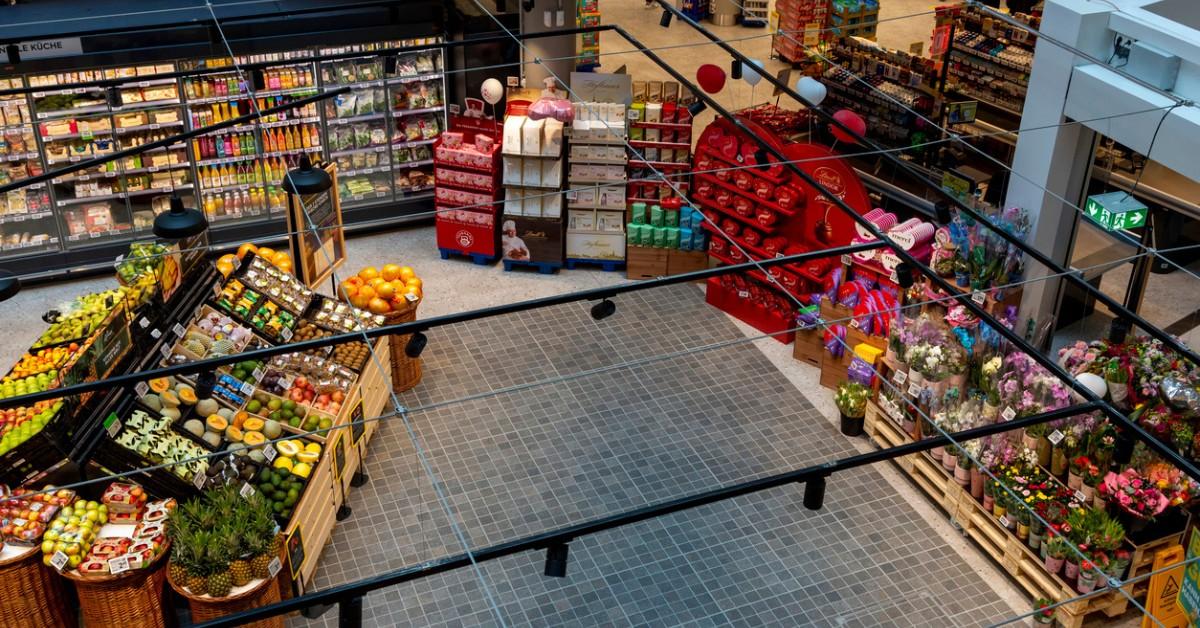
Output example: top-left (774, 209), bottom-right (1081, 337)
top-left (263, 443), bottom-right (277, 462)
top-left (172, 323), bottom-right (186, 337)
top-left (13, 214), bottom-right (24, 222)
top-left (135, 382), bottom-right (149, 397)
top-left (139, 317), bottom-right (150, 329)
top-left (267, 556), bottom-right (283, 579)
top-left (193, 472), bottom-right (207, 490)
top-left (907, 382), bottom-right (922, 397)
top-left (239, 482), bottom-right (256, 499)
top-left (971, 291), bottom-right (986, 305)
top-left (998, 515), bottom-right (1011, 527)
top-left (848, 319), bottom-right (860, 329)
top-left (1074, 490), bottom-right (1087, 504)
top-left (149, 123), bottom-right (160, 130)
top-left (737, 290), bottom-right (750, 299)
top-left (252, 367), bottom-right (265, 381)
top-left (232, 258), bottom-right (241, 271)
top-left (159, 343), bottom-right (172, 358)
top-left (50, 551), bottom-right (69, 571)
top-left (404, 292), bottom-right (419, 303)
top-left (107, 554), bottom-right (131, 575)
top-left (240, 381), bottom-right (254, 395)
top-left (351, 194), bottom-right (363, 201)
top-left (150, 328), bottom-right (162, 339)
top-left (105, 416), bottom-right (122, 438)
top-left (280, 327), bottom-right (293, 341)
top-left (1048, 429), bottom-right (1065, 445)
top-left (893, 370), bottom-right (907, 385)
top-left (1001, 406), bottom-right (1016, 422)
top-left (213, 283), bottom-right (222, 298)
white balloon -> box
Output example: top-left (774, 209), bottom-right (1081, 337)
top-left (796, 76), bottom-right (827, 106)
top-left (481, 78), bottom-right (504, 105)
top-left (1076, 372), bottom-right (1108, 399)
top-left (743, 58), bottom-right (765, 87)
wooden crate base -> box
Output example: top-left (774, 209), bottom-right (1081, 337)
top-left (792, 329), bottom-right (822, 368)
top-left (626, 246), bottom-right (669, 280)
top-left (666, 249), bottom-right (710, 278)
top-left (864, 402), bottom-right (1134, 628)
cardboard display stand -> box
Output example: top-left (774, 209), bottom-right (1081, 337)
top-left (285, 163), bottom-right (346, 289)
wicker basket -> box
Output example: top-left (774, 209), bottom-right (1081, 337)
top-left (167, 565), bottom-right (284, 628)
top-left (382, 300), bottom-right (421, 392)
top-left (0, 545), bottom-right (77, 627)
top-left (61, 547), bottom-right (169, 628)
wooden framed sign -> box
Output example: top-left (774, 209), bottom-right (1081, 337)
top-left (285, 163), bottom-right (345, 289)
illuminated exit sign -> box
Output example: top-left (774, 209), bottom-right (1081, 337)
top-left (1084, 192), bottom-right (1148, 231)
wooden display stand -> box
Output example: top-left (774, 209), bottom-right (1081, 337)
top-left (863, 400), bottom-right (1179, 628)
top-left (63, 548), bottom-right (170, 628)
top-left (0, 546), bottom-right (76, 627)
top-left (666, 249), bottom-right (709, 277)
top-left (792, 328), bottom-right (823, 368)
top-left (626, 245), bottom-right (669, 279)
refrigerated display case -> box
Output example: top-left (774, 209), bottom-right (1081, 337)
top-left (0, 34), bottom-right (446, 276)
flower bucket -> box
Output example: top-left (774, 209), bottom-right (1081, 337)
top-left (942, 451), bottom-right (957, 472)
top-left (1051, 447), bottom-right (1068, 477)
top-left (993, 503), bottom-right (1006, 519)
top-left (1064, 559), bottom-right (1080, 581)
top-left (1081, 483), bottom-right (1095, 502)
top-left (840, 412), bottom-right (865, 437)
top-left (970, 468), bottom-right (985, 500)
top-left (983, 403), bottom-right (999, 421)
top-left (930, 445), bottom-right (945, 461)
top-left (948, 372), bottom-right (966, 390)
top-left (1044, 555), bottom-right (1064, 575)
top-left (954, 271), bottom-right (969, 288)
top-left (1036, 437), bottom-right (1052, 468)
top-left (1093, 493), bottom-right (1106, 511)
top-left (1017, 522), bottom-right (1029, 541)
top-left (1034, 610), bottom-right (1055, 625)
top-left (1077, 570), bottom-right (1097, 594)
top-left (1022, 430), bottom-right (1038, 452)
top-left (1067, 471), bottom-right (1082, 490)
top-left (1028, 529), bottom-right (1043, 552)
top-left (1107, 379), bottom-right (1128, 404)
top-left (954, 461), bottom-right (970, 486)
top-left (908, 370), bottom-right (925, 388)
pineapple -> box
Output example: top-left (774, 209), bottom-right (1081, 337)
top-left (187, 572), bottom-right (208, 595)
top-left (204, 542), bottom-right (233, 597)
top-left (229, 558), bottom-right (253, 586)
top-left (206, 567), bottom-right (233, 597)
top-left (250, 552), bottom-right (274, 579)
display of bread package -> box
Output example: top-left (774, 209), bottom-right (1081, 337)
top-left (520, 117), bottom-right (544, 156)
top-left (542, 118), bottom-right (563, 156)
top-left (503, 114), bottom-right (525, 154)
top-left (522, 157), bottom-right (541, 187)
top-left (648, 81), bottom-right (663, 103)
top-left (542, 191), bottom-right (562, 218)
top-left (632, 81), bottom-right (647, 102)
top-left (152, 109), bottom-right (179, 124)
top-left (504, 188), bottom-right (524, 215)
top-left (502, 155), bottom-right (522, 186)
top-left (522, 191), bottom-right (543, 217)
top-left (541, 159), bottom-right (561, 188)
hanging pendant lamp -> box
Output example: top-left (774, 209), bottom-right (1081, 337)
top-left (153, 195), bottom-right (208, 240)
top-left (282, 155), bottom-right (331, 195)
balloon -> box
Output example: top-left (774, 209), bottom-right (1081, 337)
top-left (696, 64), bottom-right (726, 94)
top-left (480, 78), bottom-right (504, 105)
top-left (795, 76), bottom-right (827, 106)
top-left (1076, 372), bottom-right (1107, 399)
top-left (830, 109), bottom-right (866, 144)
top-left (743, 58), bottom-right (765, 87)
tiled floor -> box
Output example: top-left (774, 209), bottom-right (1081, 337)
top-left (295, 284), bottom-right (1018, 627)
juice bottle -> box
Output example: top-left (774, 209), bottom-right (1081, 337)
top-left (309, 125), bottom-right (320, 148)
top-left (300, 125), bottom-right (312, 149)
top-left (284, 127), bottom-right (296, 151)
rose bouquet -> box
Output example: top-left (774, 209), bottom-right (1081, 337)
top-left (1099, 468), bottom-right (1170, 521)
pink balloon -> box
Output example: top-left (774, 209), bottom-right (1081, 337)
top-left (696, 64), bottom-right (726, 95)
top-left (830, 109), bottom-right (866, 144)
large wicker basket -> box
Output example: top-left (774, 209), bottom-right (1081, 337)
top-left (167, 565), bottom-right (284, 628)
top-left (0, 545), bottom-right (77, 627)
top-left (61, 547), bottom-right (169, 628)
top-left (382, 299), bottom-right (421, 392)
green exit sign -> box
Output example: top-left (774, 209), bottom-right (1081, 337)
top-left (1085, 192), bottom-right (1148, 231)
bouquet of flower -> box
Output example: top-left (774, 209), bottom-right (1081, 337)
top-left (1144, 461), bottom-right (1196, 507)
top-left (834, 381), bottom-right (869, 419)
top-left (1058, 340), bottom-right (1105, 375)
top-left (1099, 468), bottom-right (1170, 520)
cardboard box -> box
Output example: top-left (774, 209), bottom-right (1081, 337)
top-left (542, 159), bottom-right (562, 188)
top-left (542, 119), bottom-right (563, 156)
top-left (502, 156), bottom-right (522, 186)
top-left (503, 115), bottom-right (525, 154)
top-left (501, 214), bottom-right (564, 264)
top-left (523, 159), bottom-right (542, 187)
top-left (521, 118), bottom-right (544, 155)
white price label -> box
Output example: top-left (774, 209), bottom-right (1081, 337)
top-left (848, 319), bottom-right (860, 329)
top-left (107, 554), bottom-right (131, 575)
top-left (971, 291), bottom-right (986, 305)
top-left (232, 257), bottom-right (241, 271)
top-left (239, 482), bottom-right (256, 499)
top-left (106, 418), bottom-right (122, 438)
top-left (893, 370), bottom-right (907, 385)
top-left (193, 472), bottom-right (207, 490)
top-left (841, 254), bottom-right (851, 265)
top-left (240, 381), bottom-right (254, 395)
top-left (737, 290), bottom-right (750, 299)
top-left (267, 556), bottom-right (283, 579)
top-left (998, 515), bottom-right (1011, 527)
top-left (252, 367), bottom-right (265, 381)
top-left (135, 382), bottom-right (149, 397)
top-left (213, 283), bottom-right (222, 298)
top-left (889, 272), bottom-right (899, 283)
top-left (172, 323), bottom-right (186, 337)
top-left (150, 328), bottom-right (162, 339)
top-left (139, 318), bottom-right (150, 329)
top-left (1074, 490), bottom-right (1087, 504)
top-left (263, 443), bottom-right (277, 462)
top-left (404, 293), bottom-right (419, 302)
top-left (280, 327), bottom-right (293, 341)
top-left (907, 382), bottom-right (922, 397)
top-left (1001, 407), bottom-right (1016, 422)
top-left (159, 343), bottom-right (172, 358)
top-left (1048, 429), bottom-right (1065, 445)
top-left (50, 551), bottom-right (69, 571)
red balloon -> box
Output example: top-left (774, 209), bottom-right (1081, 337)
top-left (829, 109), bottom-right (866, 144)
top-left (696, 64), bottom-right (726, 95)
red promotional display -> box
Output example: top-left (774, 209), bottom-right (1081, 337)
top-left (693, 115), bottom-right (871, 341)
top-left (433, 118), bottom-right (503, 264)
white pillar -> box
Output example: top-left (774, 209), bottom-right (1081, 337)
top-left (1006, 0), bottom-right (1112, 329)
top-left (520, 0), bottom-right (579, 90)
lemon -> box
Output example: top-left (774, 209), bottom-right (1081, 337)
top-left (273, 456), bottom-right (293, 470)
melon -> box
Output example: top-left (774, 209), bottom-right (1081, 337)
top-left (177, 386), bottom-right (197, 404)
top-left (149, 378), bottom-right (171, 393)
top-left (262, 420), bottom-right (282, 439)
top-left (218, 408), bottom-right (234, 421)
top-left (160, 390), bottom-right (180, 407)
top-left (206, 415), bottom-right (228, 432)
top-left (195, 399), bottom-right (219, 417)
top-left (296, 451), bottom-right (319, 464)
top-left (161, 407), bottom-right (182, 421)
top-left (202, 431), bottom-right (222, 449)
top-left (304, 442), bottom-right (322, 454)
top-left (276, 441), bottom-right (301, 457)
top-left (140, 394), bottom-right (163, 412)
top-left (243, 431), bottom-right (266, 446)
top-left (183, 419), bottom-right (204, 437)
top-left (242, 418), bottom-right (265, 432)
top-left (225, 426), bottom-right (244, 442)
top-left (248, 449), bottom-right (267, 464)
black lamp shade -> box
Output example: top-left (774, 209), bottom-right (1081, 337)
top-left (153, 195), bottom-right (208, 240)
top-left (283, 155), bottom-right (331, 195)
top-left (0, 270), bottom-right (20, 302)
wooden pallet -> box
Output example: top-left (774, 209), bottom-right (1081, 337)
top-left (864, 401), bottom-right (1139, 628)
top-left (439, 247), bottom-right (497, 265)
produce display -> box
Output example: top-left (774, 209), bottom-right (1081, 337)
top-left (214, 279), bottom-right (297, 341)
top-left (337, 263), bottom-right (423, 315)
top-left (308, 296), bottom-right (385, 333)
top-left (0, 371), bottom-right (57, 399)
top-left (37, 482), bottom-right (172, 576)
top-left (237, 252), bottom-right (311, 313)
top-left (0, 486), bottom-right (74, 548)
top-left (0, 399), bottom-right (64, 455)
top-left (168, 485), bottom-right (281, 597)
top-left (33, 290), bottom-right (125, 349)
top-left (332, 340), bottom-right (371, 371)
top-left (7, 347), bottom-right (74, 379)
top-left (112, 410), bottom-right (211, 482)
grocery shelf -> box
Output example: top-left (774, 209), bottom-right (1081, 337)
top-left (0, 210), bottom-right (54, 225)
top-left (389, 158), bottom-right (434, 170)
top-left (392, 105), bottom-right (444, 117)
top-left (327, 112), bottom-right (386, 125)
top-left (0, 122), bottom-right (33, 132)
top-left (322, 79), bottom-right (386, 89)
top-left (329, 145), bottom-right (388, 158)
top-left (390, 137), bottom-right (438, 149)
top-left (113, 98), bottom-right (182, 111)
top-left (261, 116), bottom-right (320, 128)
top-left (203, 182), bottom-right (267, 194)
top-left (1, 152), bottom-right (40, 163)
top-left (0, 238), bottom-right (59, 253)
top-left (263, 146), bottom-right (322, 159)
top-left (197, 154), bottom-right (258, 167)
top-left (36, 105), bottom-right (111, 119)
top-left (64, 227), bottom-right (136, 243)
top-left (389, 72), bottom-right (442, 84)
top-left (342, 189), bottom-right (391, 202)
top-left (54, 184), bottom-right (193, 207)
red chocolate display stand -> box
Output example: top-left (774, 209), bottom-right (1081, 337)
top-left (693, 115), bottom-right (871, 342)
top-left (433, 113), bottom-right (503, 264)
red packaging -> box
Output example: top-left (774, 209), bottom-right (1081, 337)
top-left (733, 197), bottom-right (753, 217)
top-left (720, 218), bottom-right (740, 236)
top-left (733, 172), bottom-right (753, 190)
top-left (756, 210), bottom-right (777, 228)
top-left (743, 230), bottom-right (762, 247)
top-left (753, 180), bottom-right (774, 199)
top-left (714, 191), bottom-right (732, 208)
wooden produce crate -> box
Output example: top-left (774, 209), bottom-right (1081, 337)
top-left (666, 249), bottom-right (709, 278)
top-left (864, 401), bottom-right (1137, 628)
top-left (626, 245), bottom-right (669, 279)
top-left (792, 328), bottom-right (823, 368)
top-left (819, 347), bottom-right (847, 390)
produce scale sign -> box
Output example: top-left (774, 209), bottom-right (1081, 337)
top-left (285, 163), bottom-right (345, 289)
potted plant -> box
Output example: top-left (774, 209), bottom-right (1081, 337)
top-left (1044, 536), bottom-right (1068, 575)
top-left (1028, 517), bottom-right (1045, 552)
top-left (1080, 461), bottom-right (1103, 502)
top-left (955, 449), bottom-right (971, 488)
top-left (983, 477), bottom-right (996, 512)
top-left (1068, 455), bottom-right (1089, 490)
top-left (953, 255), bottom-right (970, 288)
top-left (1023, 424), bottom-right (1044, 454)
top-left (1076, 559), bottom-right (1097, 593)
top-left (1051, 442), bottom-right (1069, 479)
top-left (1104, 358), bottom-right (1128, 405)
top-left (1033, 598), bottom-right (1056, 625)
top-left (834, 381), bottom-right (868, 437)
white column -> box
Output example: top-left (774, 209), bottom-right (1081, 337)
top-left (520, 0), bottom-right (579, 90)
top-left (1006, 0), bottom-right (1112, 329)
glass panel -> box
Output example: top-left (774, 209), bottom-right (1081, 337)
top-left (0, 76), bottom-right (59, 256)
